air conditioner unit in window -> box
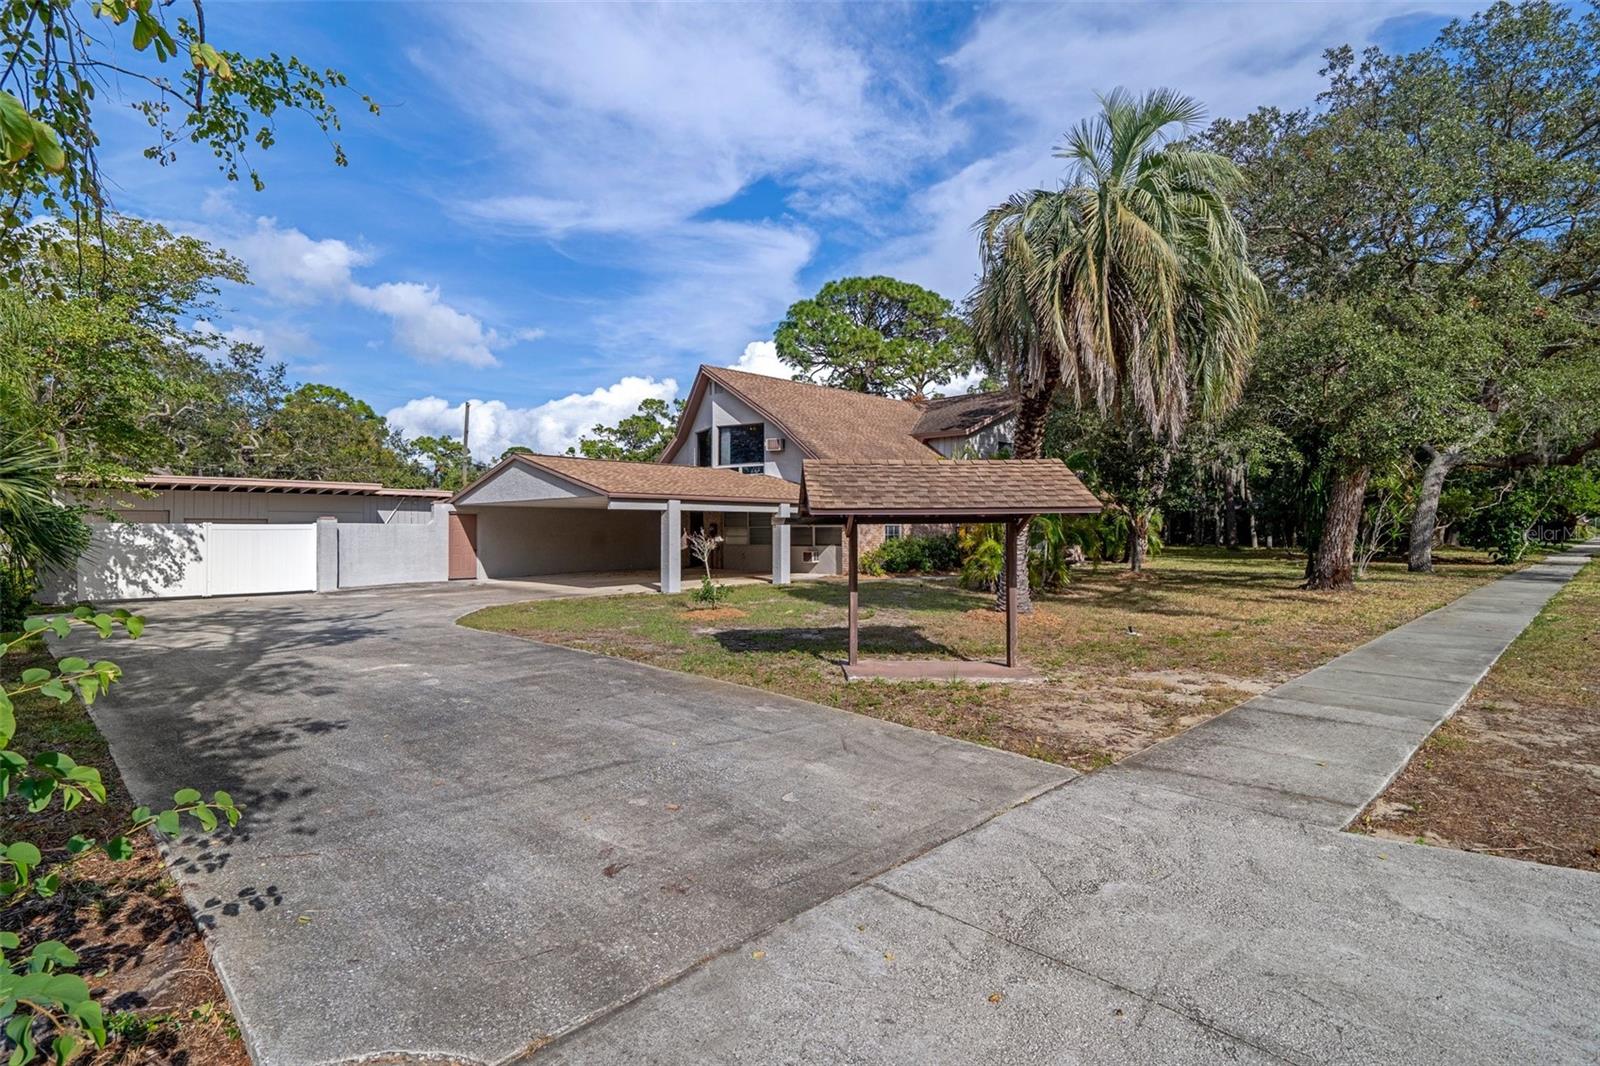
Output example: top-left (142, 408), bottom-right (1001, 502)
top-left (801, 549), bottom-right (819, 564)
top-left (765, 437), bottom-right (785, 452)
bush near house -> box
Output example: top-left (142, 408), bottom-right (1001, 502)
top-left (860, 534), bottom-right (962, 576)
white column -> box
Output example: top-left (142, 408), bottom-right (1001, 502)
top-left (659, 499), bottom-right (683, 594)
top-left (771, 504), bottom-right (792, 585)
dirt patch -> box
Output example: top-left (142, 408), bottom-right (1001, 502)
top-left (1352, 557), bottom-right (1599, 873)
top-left (680, 607), bottom-right (749, 622)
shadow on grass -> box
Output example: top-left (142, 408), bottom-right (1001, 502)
top-left (711, 624), bottom-right (961, 664)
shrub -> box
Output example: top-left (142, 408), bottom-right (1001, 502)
top-left (0, 610), bottom-right (240, 1062)
top-left (860, 533), bottom-right (961, 576)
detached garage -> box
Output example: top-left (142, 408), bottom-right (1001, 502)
top-left (451, 453), bottom-right (809, 592)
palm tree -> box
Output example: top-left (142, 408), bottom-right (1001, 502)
top-left (972, 88), bottom-right (1263, 579)
top-left (0, 426), bottom-right (88, 630)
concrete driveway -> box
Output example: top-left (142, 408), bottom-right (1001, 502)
top-left (78, 583), bottom-right (1067, 1065)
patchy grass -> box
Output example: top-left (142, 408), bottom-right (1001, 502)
top-left (463, 547), bottom-right (1517, 771)
top-left (1, 637), bottom-right (248, 1065)
top-left (1354, 556), bottom-right (1599, 872)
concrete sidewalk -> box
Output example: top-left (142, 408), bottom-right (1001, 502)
top-left (533, 544), bottom-right (1600, 1065)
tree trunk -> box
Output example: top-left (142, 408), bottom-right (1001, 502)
top-left (1130, 512), bottom-right (1150, 572)
top-left (1245, 481), bottom-right (1258, 548)
top-left (1224, 471), bottom-right (1238, 549)
top-left (995, 518), bottom-right (1033, 613)
top-left (1304, 466), bottom-right (1371, 591)
top-left (994, 367), bottom-right (1057, 614)
top-left (1408, 446), bottom-right (1466, 573)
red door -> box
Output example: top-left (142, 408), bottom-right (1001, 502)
top-left (448, 512), bottom-right (478, 580)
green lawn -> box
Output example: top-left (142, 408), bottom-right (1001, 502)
top-left (463, 547), bottom-right (1518, 770)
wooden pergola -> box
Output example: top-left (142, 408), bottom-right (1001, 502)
top-left (798, 460), bottom-right (1102, 680)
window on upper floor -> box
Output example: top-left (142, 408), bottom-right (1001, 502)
top-left (719, 423), bottom-right (765, 472)
top-left (695, 428), bottom-right (713, 467)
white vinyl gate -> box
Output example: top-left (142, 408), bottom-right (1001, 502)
top-left (67, 522), bottom-right (318, 601)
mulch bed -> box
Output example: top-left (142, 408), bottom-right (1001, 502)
top-left (2, 638), bottom-right (249, 1064)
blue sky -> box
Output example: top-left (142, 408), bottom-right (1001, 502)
top-left (100, 1), bottom-right (1476, 459)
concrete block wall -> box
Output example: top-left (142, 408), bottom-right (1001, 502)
top-left (323, 504), bottom-right (451, 589)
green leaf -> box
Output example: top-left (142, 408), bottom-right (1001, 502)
top-left (213, 790), bottom-right (234, 808)
top-left (70, 607), bottom-right (92, 621)
top-left (20, 618), bottom-right (47, 634)
top-left (50, 618), bottom-right (72, 639)
top-left (154, 810), bottom-right (180, 836)
top-left (33, 752), bottom-right (75, 774)
top-left (102, 837), bottom-right (134, 861)
top-left (56, 657), bottom-right (88, 674)
top-left (49, 1034), bottom-right (75, 1066)
top-left (123, 617), bottom-right (144, 639)
top-left (18, 669), bottom-right (50, 686)
top-left (37, 681), bottom-right (71, 704)
top-left (172, 787), bottom-right (201, 806)
top-left (0, 695), bottom-right (12, 748)
top-left (60, 788), bottom-right (81, 813)
top-left (70, 999), bottom-right (104, 1044)
top-left (65, 835), bottom-right (94, 855)
top-left (130, 806), bottom-right (150, 824)
top-left (194, 805), bottom-right (217, 832)
top-left (6, 843), bottom-right (41, 867)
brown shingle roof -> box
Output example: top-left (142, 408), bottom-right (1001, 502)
top-left (666, 366), bottom-right (940, 463)
top-left (910, 391), bottom-right (1017, 440)
top-left (801, 459), bottom-right (1100, 517)
top-left (499, 453), bottom-right (799, 505)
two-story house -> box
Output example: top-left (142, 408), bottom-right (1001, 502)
top-left (452, 365), bottom-right (1016, 591)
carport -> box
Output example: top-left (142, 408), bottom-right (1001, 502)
top-left (799, 458), bottom-right (1101, 678)
top-left (452, 453), bottom-right (802, 592)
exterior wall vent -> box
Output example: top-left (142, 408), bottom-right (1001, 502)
top-left (765, 437), bottom-right (786, 453)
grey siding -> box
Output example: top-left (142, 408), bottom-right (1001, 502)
top-left (926, 418), bottom-right (1016, 458)
top-left (667, 383), bottom-right (804, 482)
top-left (476, 508), bottom-right (659, 579)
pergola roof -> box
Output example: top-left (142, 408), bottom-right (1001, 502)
top-left (456, 452), bottom-right (801, 506)
top-left (800, 459), bottom-right (1101, 520)
top-left (134, 475), bottom-right (452, 498)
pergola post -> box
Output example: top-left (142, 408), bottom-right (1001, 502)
top-left (659, 499), bottom-right (683, 594)
top-left (1004, 516), bottom-right (1022, 668)
top-left (847, 518), bottom-right (859, 666)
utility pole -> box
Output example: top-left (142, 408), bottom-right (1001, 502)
top-left (461, 401), bottom-right (471, 490)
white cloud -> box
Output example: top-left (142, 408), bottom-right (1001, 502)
top-left (726, 340), bottom-right (791, 379)
top-left (414, 4), bottom-right (946, 366)
top-left (386, 375), bottom-right (680, 460)
top-left (599, 221), bottom-right (817, 362)
top-left (348, 282), bottom-right (506, 368)
top-left (224, 216), bottom-right (372, 303)
top-left (181, 211), bottom-right (535, 369)
top-left (871, 1), bottom-right (1458, 302)
top-left (427, 5), bottom-right (943, 238)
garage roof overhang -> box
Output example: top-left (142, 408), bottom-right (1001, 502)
top-left (129, 475), bottom-right (452, 498)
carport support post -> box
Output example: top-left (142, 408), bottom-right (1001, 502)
top-left (847, 518), bottom-right (859, 666)
top-left (771, 505), bottom-right (792, 585)
top-left (659, 499), bottom-right (683, 594)
top-left (1004, 517), bottom-right (1021, 668)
